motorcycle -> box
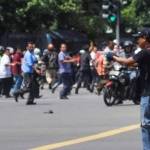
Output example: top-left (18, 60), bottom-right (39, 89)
top-left (103, 67), bottom-right (140, 106)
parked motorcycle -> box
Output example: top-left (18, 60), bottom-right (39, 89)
top-left (103, 67), bottom-right (140, 106)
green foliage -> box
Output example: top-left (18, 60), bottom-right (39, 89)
top-left (0, 0), bottom-right (103, 39)
top-left (58, 0), bottom-right (81, 13)
top-left (1, 0), bottom-right (150, 38)
top-left (74, 15), bottom-right (105, 39)
top-left (122, 0), bottom-right (137, 23)
top-left (0, 0), bottom-right (81, 32)
top-left (122, 0), bottom-right (150, 29)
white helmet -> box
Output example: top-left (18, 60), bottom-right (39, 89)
top-left (34, 48), bottom-right (41, 55)
top-left (79, 49), bottom-right (86, 54)
top-left (43, 49), bottom-right (48, 56)
top-left (6, 47), bottom-right (14, 54)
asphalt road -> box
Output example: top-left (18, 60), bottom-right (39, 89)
top-left (0, 87), bottom-right (142, 150)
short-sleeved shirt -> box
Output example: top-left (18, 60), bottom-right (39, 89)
top-left (133, 49), bottom-right (150, 96)
top-left (0, 54), bottom-right (12, 78)
top-left (11, 52), bottom-right (22, 75)
top-left (96, 53), bottom-right (106, 76)
top-left (58, 51), bottom-right (72, 74)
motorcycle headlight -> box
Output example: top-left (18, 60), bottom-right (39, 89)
top-left (109, 75), bottom-right (117, 80)
top-left (119, 77), bottom-right (126, 84)
top-left (119, 74), bottom-right (129, 85)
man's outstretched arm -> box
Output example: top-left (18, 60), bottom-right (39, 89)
top-left (113, 56), bottom-right (136, 66)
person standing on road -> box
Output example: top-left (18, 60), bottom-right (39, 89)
top-left (42, 44), bottom-right (58, 90)
top-left (11, 47), bottom-right (23, 101)
top-left (0, 48), bottom-right (13, 98)
top-left (90, 46), bottom-right (99, 92)
top-left (58, 43), bottom-right (75, 99)
top-left (75, 45), bottom-right (92, 94)
top-left (0, 46), bottom-right (4, 96)
top-left (107, 28), bottom-right (150, 150)
top-left (21, 42), bottom-right (37, 105)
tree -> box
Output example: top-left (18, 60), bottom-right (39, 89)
top-left (2, 0), bottom-right (149, 39)
top-left (0, 0), bottom-right (27, 32)
top-left (0, 0), bottom-right (82, 32)
top-left (122, 0), bottom-right (150, 31)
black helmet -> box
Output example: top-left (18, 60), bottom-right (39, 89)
top-left (133, 28), bottom-right (150, 41)
top-left (123, 40), bottom-right (133, 47)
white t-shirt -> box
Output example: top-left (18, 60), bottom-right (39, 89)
top-left (90, 51), bottom-right (96, 60)
top-left (90, 51), bottom-right (96, 66)
top-left (104, 47), bottom-right (112, 53)
top-left (0, 54), bottom-right (11, 78)
top-left (134, 47), bottom-right (142, 54)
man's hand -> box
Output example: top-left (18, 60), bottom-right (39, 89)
top-left (106, 52), bottom-right (115, 61)
top-left (63, 57), bottom-right (77, 63)
top-left (35, 69), bottom-right (41, 75)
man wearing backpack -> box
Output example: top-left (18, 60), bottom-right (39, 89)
top-left (42, 44), bottom-right (58, 89)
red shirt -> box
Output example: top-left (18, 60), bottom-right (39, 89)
top-left (95, 52), bottom-right (106, 76)
top-left (11, 52), bottom-right (23, 75)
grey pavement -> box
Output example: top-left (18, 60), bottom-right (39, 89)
top-left (0, 87), bottom-right (142, 150)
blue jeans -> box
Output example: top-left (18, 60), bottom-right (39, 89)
top-left (60, 73), bottom-right (72, 97)
top-left (12, 75), bottom-right (23, 94)
top-left (140, 96), bottom-right (150, 150)
top-left (52, 73), bottom-right (62, 90)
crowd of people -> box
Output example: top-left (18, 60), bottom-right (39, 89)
top-left (0, 38), bottom-right (137, 104)
top-left (0, 28), bottom-right (150, 150)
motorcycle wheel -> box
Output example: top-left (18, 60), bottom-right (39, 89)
top-left (103, 87), bottom-right (116, 106)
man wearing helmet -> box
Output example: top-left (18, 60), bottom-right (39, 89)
top-left (122, 40), bottom-right (134, 58)
top-left (107, 28), bottom-right (150, 150)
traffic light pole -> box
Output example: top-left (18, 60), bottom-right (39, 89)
top-left (116, 5), bottom-right (120, 45)
top-left (102, 0), bottom-right (122, 45)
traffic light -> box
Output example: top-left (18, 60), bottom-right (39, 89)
top-left (102, 0), bottom-right (118, 23)
top-left (121, 0), bottom-right (131, 6)
top-left (121, 0), bottom-right (128, 5)
top-left (108, 14), bottom-right (117, 23)
top-left (102, 0), bottom-right (110, 19)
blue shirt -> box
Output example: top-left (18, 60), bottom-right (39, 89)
top-left (58, 51), bottom-right (72, 74)
top-left (22, 50), bottom-right (36, 73)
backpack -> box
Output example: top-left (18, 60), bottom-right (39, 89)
top-left (48, 52), bottom-right (58, 69)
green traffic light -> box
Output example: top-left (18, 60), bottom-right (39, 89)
top-left (109, 15), bottom-right (117, 22)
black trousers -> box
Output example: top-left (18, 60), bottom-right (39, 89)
top-left (60, 73), bottom-right (72, 97)
top-left (23, 73), bottom-right (36, 103)
top-left (76, 70), bottom-right (91, 91)
top-left (91, 69), bottom-right (99, 92)
top-left (1, 77), bottom-right (13, 97)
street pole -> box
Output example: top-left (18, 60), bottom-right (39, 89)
top-left (116, 5), bottom-right (120, 45)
